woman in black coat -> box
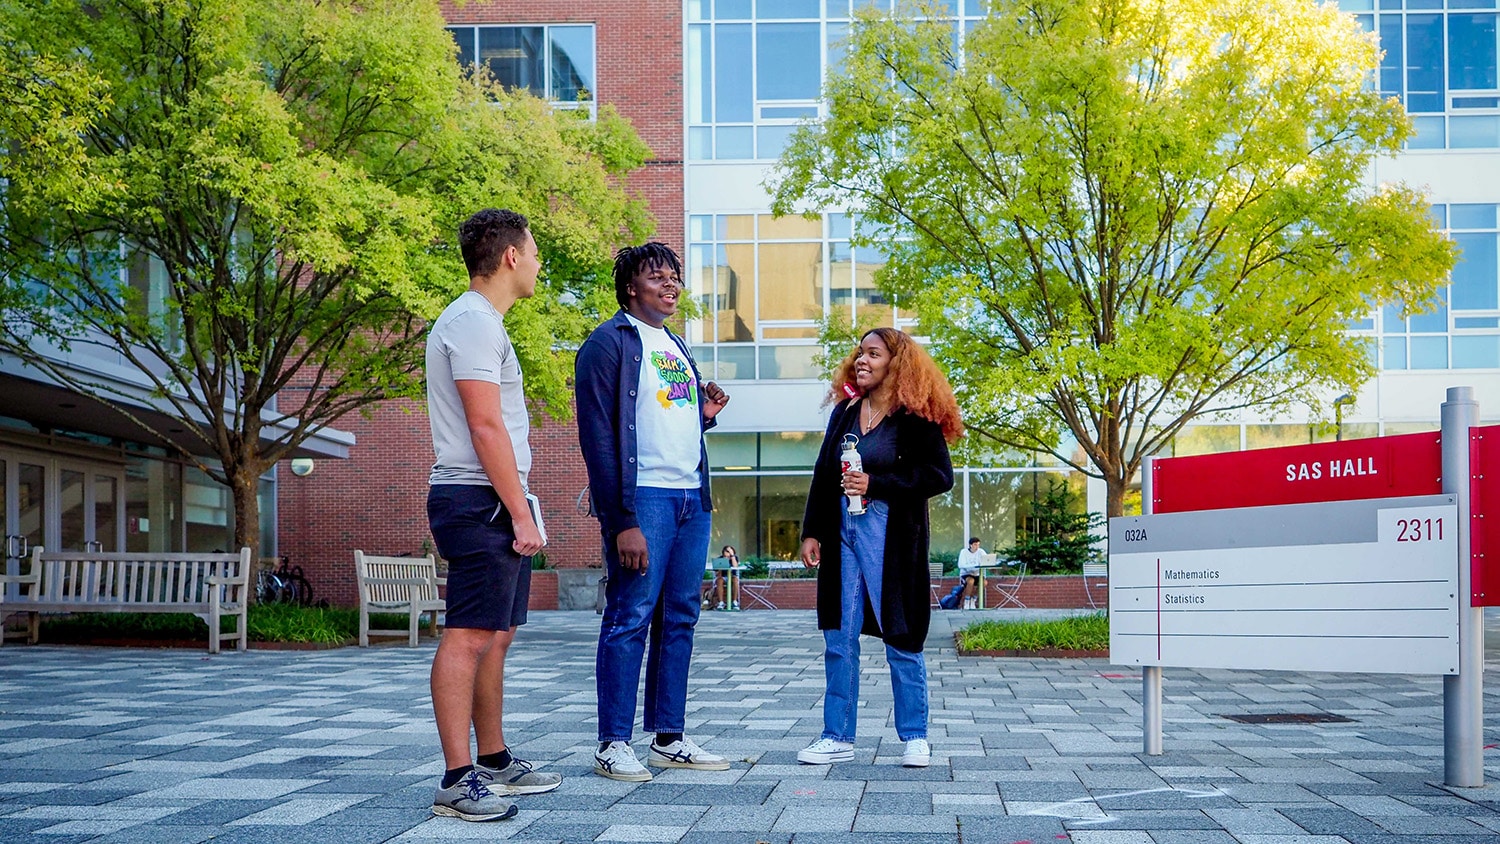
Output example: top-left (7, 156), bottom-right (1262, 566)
top-left (795, 328), bottom-right (963, 769)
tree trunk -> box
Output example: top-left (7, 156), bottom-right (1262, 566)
top-left (1106, 474), bottom-right (1128, 519)
top-left (230, 462), bottom-right (261, 563)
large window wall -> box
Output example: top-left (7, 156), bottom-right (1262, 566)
top-left (687, 0), bottom-right (989, 161)
top-left (1345, 0), bottom-right (1500, 149)
top-left (1372, 203), bottom-right (1500, 369)
top-left (687, 212), bottom-right (912, 380)
top-left (706, 430), bottom-right (1087, 560)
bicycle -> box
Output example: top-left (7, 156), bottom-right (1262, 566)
top-left (255, 556), bottom-right (315, 606)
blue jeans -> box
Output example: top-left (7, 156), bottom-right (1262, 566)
top-left (596, 486), bottom-right (712, 742)
top-left (822, 499), bottom-right (929, 743)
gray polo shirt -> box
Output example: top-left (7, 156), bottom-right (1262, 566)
top-left (426, 291), bottom-right (530, 488)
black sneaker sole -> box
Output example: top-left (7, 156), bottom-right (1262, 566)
top-left (432, 803), bottom-right (519, 822)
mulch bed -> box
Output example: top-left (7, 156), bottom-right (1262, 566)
top-left (955, 634), bottom-right (1108, 658)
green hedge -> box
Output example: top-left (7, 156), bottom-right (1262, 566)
top-left (38, 605), bottom-right (414, 645)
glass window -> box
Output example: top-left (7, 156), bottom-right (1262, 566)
top-left (1407, 15), bottom-right (1446, 112)
top-left (718, 215), bottom-right (756, 240)
top-left (60, 469), bottom-right (85, 551)
top-left (689, 127), bottom-right (712, 160)
top-left (758, 345), bottom-right (821, 378)
top-left (717, 344), bottom-right (756, 379)
top-left (1431, 203), bottom-right (1448, 229)
top-left (828, 21), bottom-right (849, 78)
top-left (853, 246), bottom-right (894, 327)
top-left (1456, 315), bottom-right (1500, 327)
top-left (828, 0), bottom-right (851, 17)
top-left (718, 244), bottom-right (756, 341)
top-left (184, 466), bottom-right (233, 552)
top-left (1451, 203), bottom-right (1498, 228)
top-left (126, 458), bottom-right (181, 553)
top-left (689, 0), bottom-right (711, 21)
top-left (1450, 114), bottom-right (1500, 146)
top-left (759, 214), bottom-right (822, 240)
top-left (759, 241), bottom-right (824, 322)
top-left (757, 23), bottom-right (822, 101)
top-left (759, 0), bottom-right (822, 17)
top-left (716, 126), bottom-right (754, 158)
top-left (1385, 336), bottom-right (1408, 369)
top-left (688, 25), bottom-right (712, 124)
top-left (968, 472), bottom-right (1023, 552)
top-left (1245, 424), bottom-right (1315, 450)
top-left (1451, 233), bottom-right (1498, 310)
top-left (761, 432), bottom-right (821, 468)
top-left (707, 432), bottom-right (758, 469)
top-left (1410, 303), bottom-right (1448, 332)
top-left (480, 26), bottom-right (545, 95)
top-left (715, 25), bottom-right (753, 121)
top-left (1449, 13), bottom-right (1498, 90)
top-left (1453, 334), bottom-right (1500, 367)
top-left (448, 27), bottom-right (475, 67)
top-left (757, 125), bottom-right (798, 158)
top-left (1380, 15), bottom-right (1404, 98)
top-left (549, 26), bottom-right (594, 103)
top-left (1410, 115), bottom-right (1446, 148)
top-left (1410, 335), bottom-right (1449, 368)
top-left (717, 0), bottom-right (752, 18)
top-left (1173, 426), bottom-right (1241, 457)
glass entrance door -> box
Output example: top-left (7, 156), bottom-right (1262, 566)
top-left (2, 457), bottom-right (47, 600)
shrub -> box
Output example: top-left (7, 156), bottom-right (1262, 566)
top-left (956, 613), bottom-right (1108, 652)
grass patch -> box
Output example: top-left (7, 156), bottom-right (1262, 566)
top-left (38, 606), bottom-right (413, 645)
top-left (956, 613), bottom-right (1108, 652)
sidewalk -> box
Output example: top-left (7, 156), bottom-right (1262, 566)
top-left (1, 608), bottom-right (1498, 843)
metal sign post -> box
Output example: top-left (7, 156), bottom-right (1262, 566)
top-left (1141, 457), bottom-right (1162, 756)
top-left (1442, 386), bottom-right (1483, 787)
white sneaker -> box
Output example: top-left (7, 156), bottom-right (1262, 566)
top-left (797, 737), bottom-right (855, 764)
top-left (648, 736), bottom-right (730, 770)
top-left (902, 738), bottom-right (931, 767)
top-left (594, 741), bottom-right (652, 782)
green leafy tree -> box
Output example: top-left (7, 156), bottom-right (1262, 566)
top-left (773, 0), bottom-right (1455, 516)
top-left (1001, 478), bottom-right (1105, 575)
top-left (0, 0), bottom-right (652, 557)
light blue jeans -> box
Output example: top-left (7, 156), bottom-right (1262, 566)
top-left (821, 499), bottom-right (929, 743)
top-left (596, 486), bottom-right (712, 742)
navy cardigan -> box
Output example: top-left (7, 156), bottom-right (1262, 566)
top-left (575, 310), bottom-right (716, 540)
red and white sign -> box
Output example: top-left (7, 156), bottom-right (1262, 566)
top-left (1151, 432), bottom-right (1442, 514)
top-left (1150, 427), bottom-right (1500, 606)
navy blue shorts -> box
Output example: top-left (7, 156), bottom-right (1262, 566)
top-left (427, 485), bottom-right (530, 631)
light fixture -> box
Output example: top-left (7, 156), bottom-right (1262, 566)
top-left (290, 458), bottom-right (315, 477)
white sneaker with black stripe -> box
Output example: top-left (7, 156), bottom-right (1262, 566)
top-left (648, 736), bottom-right (730, 770)
top-left (594, 741), bottom-right (652, 782)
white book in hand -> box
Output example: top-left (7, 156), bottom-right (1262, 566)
top-left (525, 492), bottom-right (548, 546)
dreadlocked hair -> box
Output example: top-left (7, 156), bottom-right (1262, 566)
top-left (613, 242), bottom-right (683, 309)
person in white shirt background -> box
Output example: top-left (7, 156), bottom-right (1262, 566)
top-left (957, 537), bottom-right (986, 610)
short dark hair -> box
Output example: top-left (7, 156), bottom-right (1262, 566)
top-left (968, 537), bottom-right (980, 545)
top-left (612, 242), bottom-right (682, 309)
top-left (459, 208), bottom-right (530, 279)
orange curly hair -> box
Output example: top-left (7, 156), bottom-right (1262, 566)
top-left (827, 327), bottom-right (964, 443)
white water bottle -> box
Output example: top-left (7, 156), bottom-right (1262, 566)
top-left (840, 434), bottom-right (866, 515)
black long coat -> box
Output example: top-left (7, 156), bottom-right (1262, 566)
top-left (801, 400), bottom-right (954, 653)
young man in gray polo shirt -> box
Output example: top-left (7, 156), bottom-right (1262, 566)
top-left (425, 209), bottom-right (560, 821)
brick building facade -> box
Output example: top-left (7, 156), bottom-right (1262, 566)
top-left (278, 1), bottom-right (684, 607)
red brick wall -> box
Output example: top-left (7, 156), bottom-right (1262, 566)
top-left (278, 1), bottom-right (683, 607)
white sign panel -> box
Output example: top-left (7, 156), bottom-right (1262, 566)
top-left (1109, 495), bottom-right (1459, 675)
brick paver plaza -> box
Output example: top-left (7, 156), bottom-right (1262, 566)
top-left (2, 609), bottom-right (1500, 843)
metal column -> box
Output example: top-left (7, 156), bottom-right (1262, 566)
top-left (1141, 457), bottom-right (1163, 755)
top-left (1442, 386), bottom-right (1484, 787)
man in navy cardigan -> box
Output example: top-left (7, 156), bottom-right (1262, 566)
top-left (575, 242), bottom-right (730, 782)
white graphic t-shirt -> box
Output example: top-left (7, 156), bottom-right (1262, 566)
top-left (627, 314), bottom-right (702, 489)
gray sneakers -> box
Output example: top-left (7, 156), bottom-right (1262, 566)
top-left (475, 756), bottom-right (563, 795)
top-left (432, 769), bottom-right (517, 822)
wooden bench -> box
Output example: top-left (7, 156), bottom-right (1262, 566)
top-left (355, 551), bottom-right (445, 647)
top-left (0, 547), bottom-right (252, 653)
